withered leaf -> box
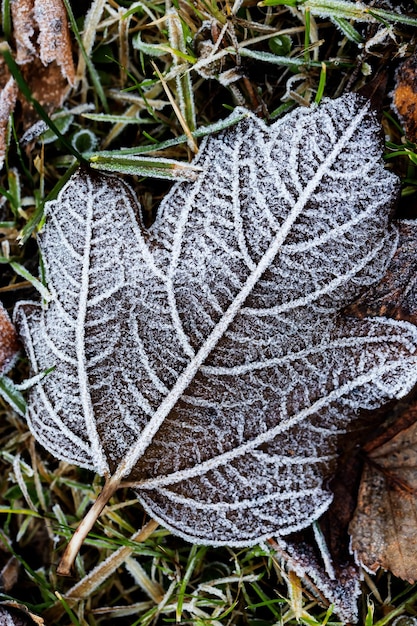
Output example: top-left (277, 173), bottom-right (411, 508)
top-left (15, 95), bottom-right (417, 566)
top-left (0, 0), bottom-right (76, 165)
top-left (0, 302), bottom-right (19, 375)
top-left (11, 0), bottom-right (75, 85)
top-left (347, 220), bottom-right (417, 584)
top-left (0, 76), bottom-right (18, 168)
top-left (393, 53), bottom-right (417, 143)
top-left (350, 404), bottom-right (417, 583)
top-left (0, 603), bottom-right (44, 625)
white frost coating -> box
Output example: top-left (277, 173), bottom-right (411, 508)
top-left (15, 94), bottom-right (417, 550)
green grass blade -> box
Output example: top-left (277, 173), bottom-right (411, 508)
top-left (91, 110), bottom-right (250, 158)
top-left (332, 16), bottom-right (363, 42)
top-left (0, 376), bottom-right (26, 416)
top-left (90, 154), bottom-right (202, 181)
top-left (19, 162), bottom-right (79, 244)
top-left (10, 262), bottom-right (52, 301)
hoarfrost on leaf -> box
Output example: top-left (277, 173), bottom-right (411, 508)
top-left (15, 94), bottom-right (417, 552)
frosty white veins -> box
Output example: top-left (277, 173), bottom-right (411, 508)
top-left (16, 93), bottom-right (417, 546)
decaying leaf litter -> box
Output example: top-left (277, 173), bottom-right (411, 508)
top-left (2, 1), bottom-right (417, 624)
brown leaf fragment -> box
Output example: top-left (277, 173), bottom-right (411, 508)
top-left (0, 301), bottom-right (19, 375)
top-left (350, 413), bottom-right (417, 583)
top-left (21, 56), bottom-right (70, 116)
top-left (348, 219), bottom-right (417, 582)
top-left (0, 603), bottom-right (44, 625)
top-left (10, 0), bottom-right (36, 65)
top-left (346, 220), bottom-right (417, 324)
top-left (8, 0), bottom-right (75, 126)
top-left (0, 0), bottom-right (76, 162)
top-left (34, 0), bottom-right (75, 85)
top-left (0, 76), bottom-right (18, 169)
top-left (0, 556), bottom-right (20, 592)
top-left (393, 53), bottom-right (417, 143)
top-left (11, 0), bottom-right (75, 84)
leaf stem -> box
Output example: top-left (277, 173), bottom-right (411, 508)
top-left (57, 474), bottom-right (121, 576)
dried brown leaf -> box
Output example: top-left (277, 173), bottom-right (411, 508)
top-left (0, 76), bottom-right (18, 168)
top-left (0, 301), bottom-right (19, 375)
top-left (350, 410), bottom-right (417, 583)
top-left (393, 53), bottom-right (417, 143)
top-left (9, 0), bottom-right (75, 123)
top-left (34, 0), bottom-right (75, 86)
top-left (11, 0), bottom-right (36, 65)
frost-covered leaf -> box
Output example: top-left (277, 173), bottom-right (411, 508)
top-left (270, 536), bottom-right (361, 623)
top-left (15, 94), bottom-right (417, 567)
top-left (347, 220), bottom-right (417, 324)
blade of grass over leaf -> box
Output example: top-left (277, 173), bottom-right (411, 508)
top-left (1, 0), bottom-right (11, 40)
top-left (90, 154), bottom-right (203, 180)
top-left (90, 110), bottom-right (250, 158)
top-left (19, 161), bottom-right (79, 245)
top-left (9, 262), bottom-right (51, 302)
top-left (0, 376), bottom-right (26, 416)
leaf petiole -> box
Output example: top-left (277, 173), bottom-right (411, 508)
top-left (57, 473), bottom-right (122, 576)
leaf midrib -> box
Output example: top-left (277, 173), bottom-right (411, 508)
top-left (113, 99), bottom-right (371, 482)
top-left (77, 183), bottom-right (109, 474)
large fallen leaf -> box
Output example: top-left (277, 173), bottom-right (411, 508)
top-left (14, 94), bottom-right (417, 578)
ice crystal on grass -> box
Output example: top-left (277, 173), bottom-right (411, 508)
top-left (15, 94), bottom-right (417, 549)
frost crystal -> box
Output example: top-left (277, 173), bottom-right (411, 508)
top-left (15, 94), bottom-right (417, 547)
